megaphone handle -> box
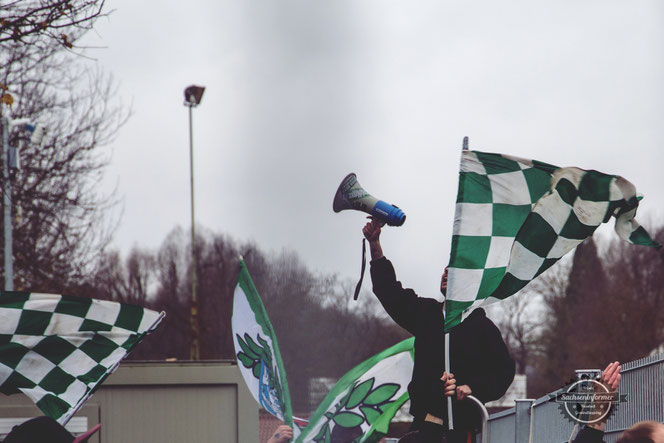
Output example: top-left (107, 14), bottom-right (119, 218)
top-left (353, 238), bottom-right (367, 301)
top-left (368, 215), bottom-right (386, 227)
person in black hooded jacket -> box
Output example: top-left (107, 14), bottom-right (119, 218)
top-left (363, 219), bottom-right (515, 442)
top-left (3, 416), bottom-right (100, 443)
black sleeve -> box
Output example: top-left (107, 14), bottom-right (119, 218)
top-left (369, 257), bottom-right (420, 335)
top-left (571, 427), bottom-right (606, 443)
top-left (465, 316), bottom-right (516, 403)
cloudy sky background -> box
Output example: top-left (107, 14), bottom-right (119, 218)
top-left (81, 0), bottom-right (663, 300)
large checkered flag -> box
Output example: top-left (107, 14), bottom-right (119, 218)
top-left (0, 292), bottom-right (164, 424)
top-left (445, 150), bottom-right (660, 331)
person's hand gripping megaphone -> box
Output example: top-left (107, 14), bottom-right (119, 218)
top-left (362, 217), bottom-right (384, 261)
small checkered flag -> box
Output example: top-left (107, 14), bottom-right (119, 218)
top-left (445, 150), bottom-right (660, 330)
top-left (0, 292), bottom-right (164, 424)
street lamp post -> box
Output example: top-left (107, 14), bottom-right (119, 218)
top-left (1, 114), bottom-right (13, 291)
top-left (0, 111), bottom-right (44, 292)
top-left (184, 85), bottom-right (205, 361)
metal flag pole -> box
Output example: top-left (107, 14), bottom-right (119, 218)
top-left (446, 136), bottom-right (470, 430)
top-left (445, 333), bottom-right (453, 429)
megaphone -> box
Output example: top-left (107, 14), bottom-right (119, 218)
top-left (332, 173), bottom-right (406, 226)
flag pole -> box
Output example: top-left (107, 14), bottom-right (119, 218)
top-left (445, 332), bottom-right (453, 429)
top-left (446, 136), bottom-right (469, 430)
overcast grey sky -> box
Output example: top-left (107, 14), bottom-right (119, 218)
top-left (82, 0), bottom-right (664, 299)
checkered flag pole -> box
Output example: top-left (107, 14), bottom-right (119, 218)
top-left (0, 292), bottom-right (165, 424)
top-left (445, 150), bottom-right (660, 331)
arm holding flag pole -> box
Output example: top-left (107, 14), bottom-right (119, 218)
top-left (267, 425), bottom-right (293, 443)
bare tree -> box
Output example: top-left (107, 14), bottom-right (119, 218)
top-left (0, 1), bottom-right (107, 48)
top-left (602, 225), bottom-right (664, 359)
top-left (528, 238), bottom-right (606, 396)
top-left (488, 290), bottom-right (544, 375)
top-left (142, 228), bottom-right (190, 360)
top-left (92, 248), bottom-right (155, 305)
top-left (1, 23), bottom-right (127, 290)
top-left (529, 228), bottom-right (663, 398)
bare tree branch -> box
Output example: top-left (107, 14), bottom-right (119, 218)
top-left (1, 21), bottom-right (127, 291)
top-left (0, 1), bottom-right (108, 47)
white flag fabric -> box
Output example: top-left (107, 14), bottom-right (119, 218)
top-left (232, 260), bottom-right (293, 426)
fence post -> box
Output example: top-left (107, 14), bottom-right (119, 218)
top-left (515, 399), bottom-right (535, 443)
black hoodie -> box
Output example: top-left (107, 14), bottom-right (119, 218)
top-left (370, 257), bottom-right (515, 431)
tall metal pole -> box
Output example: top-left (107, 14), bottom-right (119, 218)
top-left (183, 84), bottom-right (204, 360)
top-left (446, 136), bottom-right (470, 429)
top-left (1, 115), bottom-right (13, 291)
top-left (188, 104), bottom-right (200, 361)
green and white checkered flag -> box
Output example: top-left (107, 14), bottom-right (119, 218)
top-left (0, 292), bottom-right (164, 424)
top-left (445, 150), bottom-right (660, 331)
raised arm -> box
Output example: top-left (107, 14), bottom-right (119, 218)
top-left (571, 361), bottom-right (621, 443)
top-left (363, 219), bottom-right (420, 334)
top-left (587, 361), bottom-right (621, 433)
top-left (362, 218), bottom-right (384, 260)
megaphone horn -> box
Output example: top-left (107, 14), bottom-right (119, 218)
top-left (332, 173), bottom-right (406, 226)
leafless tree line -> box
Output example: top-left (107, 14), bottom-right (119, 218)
top-left (86, 227), bottom-right (408, 411)
top-left (91, 222), bottom-right (662, 409)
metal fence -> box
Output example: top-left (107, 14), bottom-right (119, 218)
top-left (480, 353), bottom-right (664, 443)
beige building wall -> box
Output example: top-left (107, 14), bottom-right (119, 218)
top-left (0, 361), bottom-right (259, 443)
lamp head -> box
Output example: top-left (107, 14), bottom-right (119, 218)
top-left (184, 85), bottom-right (206, 107)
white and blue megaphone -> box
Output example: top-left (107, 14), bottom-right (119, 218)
top-left (332, 173), bottom-right (406, 226)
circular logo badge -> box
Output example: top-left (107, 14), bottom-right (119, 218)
top-left (550, 379), bottom-right (623, 424)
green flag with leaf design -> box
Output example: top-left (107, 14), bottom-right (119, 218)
top-left (295, 338), bottom-right (414, 443)
top-left (232, 259), bottom-right (293, 427)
